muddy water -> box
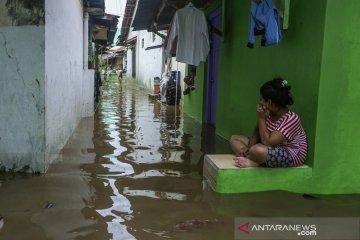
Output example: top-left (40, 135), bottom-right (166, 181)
top-left (0, 81), bottom-right (359, 240)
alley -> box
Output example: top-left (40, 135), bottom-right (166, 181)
top-left (0, 80), bottom-right (359, 240)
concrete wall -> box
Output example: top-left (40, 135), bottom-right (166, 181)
top-left (45, 0), bottom-right (94, 168)
top-left (0, 26), bottom-right (45, 172)
top-left (125, 29), bottom-right (137, 80)
top-left (125, 48), bottom-right (132, 78)
top-left (0, 0), bottom-right (93, 172)
top-left (136, 30), bottom-right (164, 88)
top-left (82, 69), bottom-right (95, 117)
top-left (0, 0), bottom-right (46, 172)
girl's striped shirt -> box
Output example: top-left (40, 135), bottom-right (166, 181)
top-left (266, 111), bottom-right (307, 166)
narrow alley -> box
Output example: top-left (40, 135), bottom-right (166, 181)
top-left (0, 80), bottom-right (359, 240)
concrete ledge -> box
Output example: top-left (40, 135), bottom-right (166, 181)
top-left (203, 154), bottom-right (312, 194)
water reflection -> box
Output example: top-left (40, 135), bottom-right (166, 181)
top-left (89, 81), bottom-right (210, 239)
top-left (96, 179), bottom-right (134, 239)
top-left (91, 82), bottom-right (137, 239)
top-left (0, 81), bottom-right (359, 240)
top-left (130, 169), bottom-right (182, 179)
top-left (123, 187), bottom-right (188, 201)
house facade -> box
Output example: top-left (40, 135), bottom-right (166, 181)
top-left (0, 0), bottom-right (114, 173)
top-left (118, 0), bottom-right (187, 93)
top-left (183, 0), bottom-right (360, 194)
top-left (123, 29), bottom-right (186, 92)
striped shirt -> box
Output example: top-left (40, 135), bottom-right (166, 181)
top-left (266, 111), bottom-right (307, 166)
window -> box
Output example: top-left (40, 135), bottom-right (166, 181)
top-left (142, 38), bottom-right (144, 48)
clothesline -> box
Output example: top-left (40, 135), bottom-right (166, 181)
top-left (164, 2), bottom-right (210, 66)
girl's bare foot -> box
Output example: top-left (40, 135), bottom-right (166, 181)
top-left (234, 157), bottom-right (259, 168)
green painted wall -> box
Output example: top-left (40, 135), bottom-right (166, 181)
top-left (216, 0), bottom-right (327, 167)
top-left (183, 62), bottom-right (206, 122)
top-left (183, 0), bottom-right (221, 123)
top-left (314, 0), bottom-right (360, 193)
top-left (184, 0), bottom-right (360, 193)
top-left (185, 0), bottom-right (326, 165)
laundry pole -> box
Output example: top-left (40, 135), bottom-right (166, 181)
top-left (175, 61), bottom-right (179, 137)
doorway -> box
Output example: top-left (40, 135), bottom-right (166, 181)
top-left (132, 46), bottom-right (136, 78)
top-left (205, 8), bottom-right (221, 127)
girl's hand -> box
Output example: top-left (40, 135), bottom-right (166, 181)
top-left (257, 104), bottom-right (268, 119)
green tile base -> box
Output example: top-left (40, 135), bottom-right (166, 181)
top-left (203, 154), bottom-right (312, 194)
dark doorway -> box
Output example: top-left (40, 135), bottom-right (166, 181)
top-left (205, 8), bottom-right (221, 127)
top-left (132, 46), bottom-right (136, 78)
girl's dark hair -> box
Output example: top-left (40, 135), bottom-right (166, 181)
top-left (260, 77), bottom-right (294, 107)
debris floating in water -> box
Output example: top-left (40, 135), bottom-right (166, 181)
top-left (44, 201), bottom-right (55, 209)
top-left (174, 219), bottom-right (220, 232)
top-left (0, 216), bottom-right (4, 231)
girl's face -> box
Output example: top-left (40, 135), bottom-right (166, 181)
top-left (259, 97), bottom-right (275, 113)
top-left (259, 97), bottom-right (269, 109)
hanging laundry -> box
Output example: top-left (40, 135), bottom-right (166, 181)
top-left (247, 0), bottom-right (282, 48)
top-left (165, 3), bottom-right (210, 66)
top-left (163, 18), bottom-right (178, 58)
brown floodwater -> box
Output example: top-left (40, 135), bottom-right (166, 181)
top-left (0, 80), bottom-right (359, 240)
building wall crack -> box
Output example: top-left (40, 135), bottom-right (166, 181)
top-left (1, 31), bottom-right (41, 114)
top-left (1, 32), bottom-right (12, 58)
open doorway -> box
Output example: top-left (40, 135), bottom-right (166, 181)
top-left (205, 8), bottom-right (221, 127)
top-left (202, 8), bottom-right (221, 154)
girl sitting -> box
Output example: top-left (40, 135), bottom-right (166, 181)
top-left (230, 77), bottom-right (307, 168)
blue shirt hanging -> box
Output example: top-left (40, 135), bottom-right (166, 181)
top-left (247, 0), bottom-right (282, 48)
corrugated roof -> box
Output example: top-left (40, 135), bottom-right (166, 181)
top-left (117, 0), bottom-right (137, 45)
top-left (132, 0), bottom-right (162, 31)
top-left (131, 0), bottom-right (212, 31)
top-left (118, 0), bottom-right (212, 45)
top-left (85, 0), bottom-right (105, 9)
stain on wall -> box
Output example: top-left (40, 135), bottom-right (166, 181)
top-left (0, 0), bottom-right (44, 26)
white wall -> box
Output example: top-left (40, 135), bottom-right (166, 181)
top-left (0, 26), bottom-right (46, 172)
top-left (45, 0), bottom-right (94, 168)
top-left (82, 69), bottom-right (95, 117)
top-left (136, 30), bottom-right (164, 89)
top-left (125, 29), bottom-right (187, 93)
top-left (125, 30), bottom-right (164, 89)
top-left (125, 29), bottom-right (137, 80)
top-left (125, 47), bottom-right (133, 79)
top-left (0, 0), bottom-right (93, 173)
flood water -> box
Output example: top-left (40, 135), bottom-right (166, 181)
top-left (0, 80), bottom-right (359, 240)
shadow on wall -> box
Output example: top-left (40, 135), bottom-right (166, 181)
top-left (0, 0), bottom-right (44, 26)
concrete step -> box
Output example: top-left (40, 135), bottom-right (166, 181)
top-left (203, 154), bottom-right (312, 194)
